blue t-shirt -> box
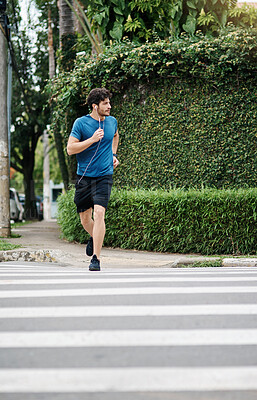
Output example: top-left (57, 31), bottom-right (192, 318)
top-left (70, 115), bottom-right (118, 177)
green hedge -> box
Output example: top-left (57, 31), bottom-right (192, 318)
top-left (50, 28), bottom-right (257, 189)
top-left (112, 80), bottom-right (257, 189)
top-left (57, 187), bottom-right (257, 255)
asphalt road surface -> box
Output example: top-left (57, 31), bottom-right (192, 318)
top-left (0, 261), bottom-right (257, 400)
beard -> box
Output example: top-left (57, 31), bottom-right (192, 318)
top-left (98, 109), bottom-right (110, 117)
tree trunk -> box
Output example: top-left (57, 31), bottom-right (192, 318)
top-left (48, 3), bottom-right (70, 191)
top-left (48, 7), bottom-right (55, 80)
top-left (56, 0), bottom-right (76, 186)
top-left (22, 134), bottom-right (39, 220)
top-left (0, 23), bottom-right (10, 237)
top-left (23, 169), bottom-right (38, 220)
top-left (59, 0), bottom-right (74, 40)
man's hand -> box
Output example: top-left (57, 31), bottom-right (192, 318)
top-left (113, 156), bottom-right (119, 169)
top-left (92, 128), bottom-right (104, 143)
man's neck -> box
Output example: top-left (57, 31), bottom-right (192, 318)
top-left (90, 110), bottom-right (105, 121)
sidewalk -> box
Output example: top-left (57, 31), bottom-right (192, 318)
top-left (0, 220), bottom-right (256, 268)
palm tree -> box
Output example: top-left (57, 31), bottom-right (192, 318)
top-left (65, 0), bottom-right (103, 54)
top-left (59, 0), bottom-right (74, 41)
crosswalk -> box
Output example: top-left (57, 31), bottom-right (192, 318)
top-left (0, 262), bottom-right (257, 399)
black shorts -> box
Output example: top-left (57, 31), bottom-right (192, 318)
top-left (74, 174), bottom-right (113, 213)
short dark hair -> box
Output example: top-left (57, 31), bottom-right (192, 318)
top-left (87, 88), bottom-right (112, 109)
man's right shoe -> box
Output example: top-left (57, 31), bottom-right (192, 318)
top-left (86, 236), bottom-right (93, 257)
top-left (89, 254), bottom-right (100, 271)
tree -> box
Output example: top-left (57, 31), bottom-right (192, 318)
top-left (7, 0), bottom-right (50, 219)
top-left (228, 4), bottom-right (257, 30)
top-left (64, 0), bottom-right (240, 42)
top-left (197, 2), bottom-right (257, 34)
top-left (65, 0), bottom-right (103, 54)
top-left (76, 0), bottom-right (174, 41)
top-left (59, 0), bottom-right (76, 70)
top-left (124, 0), bottom-right (175, 40)
top-left (33, 0), bottom-right (70, 191)
top-left (172, 0), bottom-right (237, 36)
top-left (56, 0), bottom-right (76, 189)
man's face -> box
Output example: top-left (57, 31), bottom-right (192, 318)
top-left (98, 98), bottom-right (111, 116)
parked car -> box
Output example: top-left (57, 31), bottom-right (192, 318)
top-left (10, 188), bottom-right (24, 222)
top-left (18, 194), bottom-right (43, 221)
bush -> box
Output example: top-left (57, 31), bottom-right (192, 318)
top-left (57, 187), bottom-right (257, 255)
top-left (50, 28), bottom-right (257, 189)
top-left (57, 187), bottom-right (88, 244)
top-left (112, 80), bottom-right (257, 189)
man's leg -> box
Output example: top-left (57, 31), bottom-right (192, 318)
top-left (80, 208), bottom-right (94, 236)
top-left (92, 204), bottom-right (106, 259)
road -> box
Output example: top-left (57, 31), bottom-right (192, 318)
top-left (0, 261), bottom-right (256, 399)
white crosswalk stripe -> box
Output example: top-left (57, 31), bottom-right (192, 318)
top-left (0, 303), bottom-right (256, 317)
top-left (1, 286), bottom-right (257, 298)
top-left (0, 329), bottom-right (257, 347)
top-left (1, 276), bottom-right (257, 284)
top-left (0, 262), bottom-right (257, 399)
top-left (1, 367), bottom-right (257, 392)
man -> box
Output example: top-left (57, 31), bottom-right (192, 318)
top-left (67, 88), bottom-right (119, 271)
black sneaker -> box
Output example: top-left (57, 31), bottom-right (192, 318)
top-left (89, 255), bottom-right (100, 271)
top-left (86, 237), bottom-right (93, 257)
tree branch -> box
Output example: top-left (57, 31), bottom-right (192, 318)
top-left (10, 162), bottom-right (23, 174)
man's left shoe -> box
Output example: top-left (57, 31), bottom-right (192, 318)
top-left (89, 254), bottom-right (100, 271)
top-left (86, 236), bottom-right (93, 257)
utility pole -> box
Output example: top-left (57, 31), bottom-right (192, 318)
top-left (0, 1), bottom-right (10, 237)
top-left (7, 24), bottom-right (12, 166)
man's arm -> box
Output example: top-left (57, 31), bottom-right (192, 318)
top-left (112, 129), bottom-right (119, 155)
top-left (67, 128), bottom-right (104, 156)
top-left (112, 130), bottom-right (119, 169)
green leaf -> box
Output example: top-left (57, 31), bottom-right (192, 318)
top-left (94, 12), bottom-right (105, 25)
top-left (109, 21), bottom-right (124, 40)
top-left (116, 15), bottom-right (125, 23)
top-left (182, 15), bottom-right (197, 34)
top-left (187, 0), bottom-right (197, 10)
top-left (119, 0), bottom-right (126, 10)
top-left (113, 6), bottom-right (124, 15)
top-left (220, 10), bottom-right (228, 27)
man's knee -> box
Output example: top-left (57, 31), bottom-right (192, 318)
top-left (80, 208), bottom-right (92, 226)
top-left (94, 205), bottom-right (105, 222)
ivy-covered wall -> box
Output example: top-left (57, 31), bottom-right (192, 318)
top-left (112, 79), bottom-right (257, 189)
top-left (50, 28), bottom-right (257, 189)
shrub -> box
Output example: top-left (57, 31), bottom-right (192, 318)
top-left (50, 28), bottom-right (257, 189)
top-left (57, 187), bottom-right (88, 244)
top-left (57, 187), bottom-right (257, 255)
top-left (112, 80), bottom-right (257, 189)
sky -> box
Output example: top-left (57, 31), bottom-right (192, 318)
top-left (20, 0), bottom-right (40, 31)
top-left (19, 0), bottom-right (41, 51)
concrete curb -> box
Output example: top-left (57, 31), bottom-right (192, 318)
top-left (222, 258), bottom-right (257, 267)
top-left (0, 248), bottom-right (218, 267)
top-left (3, 221), bottom-right (257, 269)
top-left (1, 248), bottom-right (257, 268)
top-left (0, 249), bottom-right (65, 264)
